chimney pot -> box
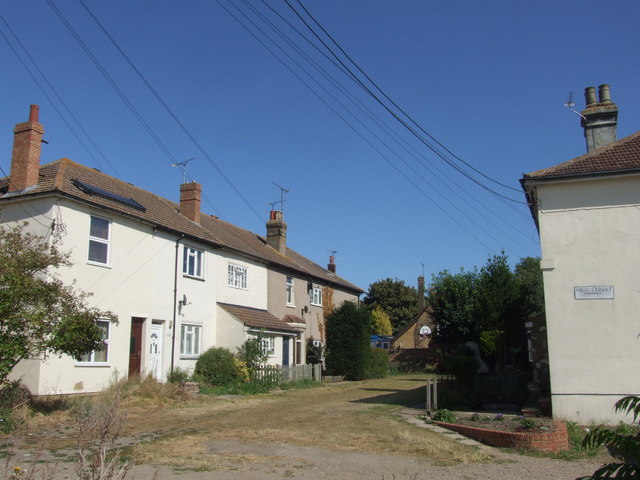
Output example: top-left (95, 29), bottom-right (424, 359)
top-left (598, 84), bottom-right (612, 104)
top-left (29, 104), bottom-right (39, 123)
top-left (417, 276), bottom-right (425, 311)
top-left (584, 86), bottom-right (597, 107)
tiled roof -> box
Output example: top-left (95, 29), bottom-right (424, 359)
top-left (0, 158), bottom-right (363, 293)
top-left (218, 303), bottom-right (304, 333)
top-left (524, 131), bottom-right (640, 179)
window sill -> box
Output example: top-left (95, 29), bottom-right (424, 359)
top-left (87, 261), bottom-right (111, 268)
top-left (310, 303), bottom-right (322, 307)
top-left (180, 355), bottom-right (200, 360)
top-left (228, 285), bottom-right (248, 290)
top-left (286, 303), bottom-right (296, 308)
top-left (75, 362), bottom-right (110, 367)
top-left (183, 274), bottom-right (205, 282)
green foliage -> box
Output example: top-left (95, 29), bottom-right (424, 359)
top-left (167, 367), bottom-right (191, 384)
top-left (514, 256), bottom-right (545, 317)
top-left (366, 347), bottom-right (390, 379)
top-left (520, 418), bottom-right (538, 430)
top-left (236, 335), bottom-right (268, 374)
top-left (370, 306), bottom-right (393, 336)
top-left (0, 223), bottom-right (116, 385)
top-left (428, 268), bottom-right (478, 343)
top-left (579, 395), bottom-right (640, 479)
top-left (0, 379), bottom-right (31, 408)
top-left (444, 350), bottom-right (479, 394)
top-left (325, 302), bottom-right (371, 380)
top-left (306, 338), bottom-right (323, 364)
top-left (194, 347), bottom-right (243, 386)
top-left (0, 407), bottom-right (14, 433)
top-left (432, 409), bottom-right (457, 423)
top-left (363, 278), bottom-right (418, 334)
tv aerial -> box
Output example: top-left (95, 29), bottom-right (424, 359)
top-left (172, 157), bottom-right (195, 183)
top-left (270, 181), bottom-right (290, 212)
top-left (564, 92), bottom-right (586, 120)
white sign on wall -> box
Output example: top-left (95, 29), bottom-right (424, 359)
top-left (574, 285), bottom-right (614, 300)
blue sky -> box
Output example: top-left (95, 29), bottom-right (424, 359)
top-left (1, 1), bottom-right (639, 293)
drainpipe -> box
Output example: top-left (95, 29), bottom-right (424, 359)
top-left (170, 235), bottom-right (185, 374)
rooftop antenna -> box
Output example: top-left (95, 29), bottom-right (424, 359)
top-left (271, 181), bottom-right (289, 212)
top-left (172, 157), bottom-right (195, 183)
top-left (328, 249), bottom-right (338, 256)
top-left (564, 91), bottom-right (586, 120)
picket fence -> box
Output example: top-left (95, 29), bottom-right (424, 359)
top-left (251, 363), bottom-right (322, 383)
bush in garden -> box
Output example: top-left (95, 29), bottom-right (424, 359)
top-left (366, 347), bottom-right (390, 379)
top-left (325, 302), bottom-right (371, 380)
top-left (193, 347), bottom-right (243, 386)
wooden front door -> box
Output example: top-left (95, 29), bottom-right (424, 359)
top-left (129, 319), bottom-right (144, 378)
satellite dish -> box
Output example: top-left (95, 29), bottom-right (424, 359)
top-left (419, 326), bottom-right (432, 336)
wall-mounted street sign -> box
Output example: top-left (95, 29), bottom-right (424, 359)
top-left (574, 285), bottom-right (614, 300)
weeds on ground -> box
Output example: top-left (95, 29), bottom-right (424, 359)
top-left (199, 378), bottom-right (323, 396)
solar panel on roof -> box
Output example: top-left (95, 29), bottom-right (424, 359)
top-left (73, 179), bottom-right (146, 212)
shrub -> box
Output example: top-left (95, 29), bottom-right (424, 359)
top-left (0, 407), bottom-right (14, 433)
top-left (325, 302), bottom-right (371, 380)
top-left (306, 338), bottom-right (323, 364)
top-left (580, 395), bottom-right (640, 479)
top-left (236, 336), bottom-right (268, 374)
top-left (366, 347), bottom-right (389, 379)
top-left (444, 349), bottom-right (479, 394)
top-left (167, 367), bottom-right (191, 384)
top-left (0, 380), bottom-right (31, 409)
top-left (432, 409), bottom-right (456, 423)
top-left (194, 347), bottom-right (243, 386)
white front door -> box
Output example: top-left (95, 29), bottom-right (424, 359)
top-left (149, 323), bottom-right (163, 380)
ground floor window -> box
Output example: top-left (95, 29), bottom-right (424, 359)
top-left (180, 324), bottom-right (201, 357)
top-left (78, 320), bottom-right (110, 364)
top-left (260, 335), bottom-right (276, 357)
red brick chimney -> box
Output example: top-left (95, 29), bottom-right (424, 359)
top-left (328, 255), bottom-right (336, 273)
top-left (417, 276), bottom-right (425, 311)
top-left (266, 210), bottom-right (287, 254)
top-left (9, 105), bottom-right (44, 192)
top-left (179, 182), bottom-right (201, 223)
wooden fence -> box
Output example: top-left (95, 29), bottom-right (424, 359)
top-left (251, 363), bottom-right (322, 383)
top-left (425, 374), bottom-right (455, 413)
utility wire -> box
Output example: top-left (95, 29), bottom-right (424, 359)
top-left (284, 0), bottom-right (526, 203)
top-left (235, 0), bottom-right (532, 253)
top-left (76, 0), bottom-right (260, 223)
top-left (215, 0), bottom-right (506, 256)
top-left (245, 0), bottom-right (534, 244)
top-left (0, 16), bottom-right (122, 179)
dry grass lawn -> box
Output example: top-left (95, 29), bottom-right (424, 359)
top-left (9, 375), bottom-right (489, 470)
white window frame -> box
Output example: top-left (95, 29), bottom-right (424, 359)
top-left (180, 324), bottom-right (202, 358)
top-left (311, 286), bottom-right (323, 306)
top-left (286, 276), bottom-right (295, 305)
top-left (260, 336), bottom-right (276, 357)
top-left (88, 215), bottom-right (110, 266)
top-left (227, 263), bottom-right (248, 289)
top-left (183, 245), bottom-right (204, 279)
top-left (77, 320), bottom-right (110, 365)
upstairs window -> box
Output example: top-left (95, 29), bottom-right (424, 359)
top-left (286, 276), bottom-right (294, 305)
top-left (183, 246), bottom-right (204, 278)
top-left (228, 263), bottom-right (248, 289)
top-left (78, 320), bottom-right (110, 364)
top-left (311, 287), bottom-right (323, 306)
top-left (88, 216), bottom-right (110, 265)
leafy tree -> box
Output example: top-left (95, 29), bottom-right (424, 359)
top-left (428, 268), bottom-right (478, 343)
top-left (370, 306), bottom-right (393, 336)
top-left (363, 278), bottom-right (418, 334)
top-left (0, 224), bottom-right (115, 387)
top-left (579, 395), bottom-right (640, 479)
top-left (325, 302), bottom-right (371, 380)
top-left (514, 256), bottom-right (545, 318)
top-left (474, 253), bottom-right (519, 371)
